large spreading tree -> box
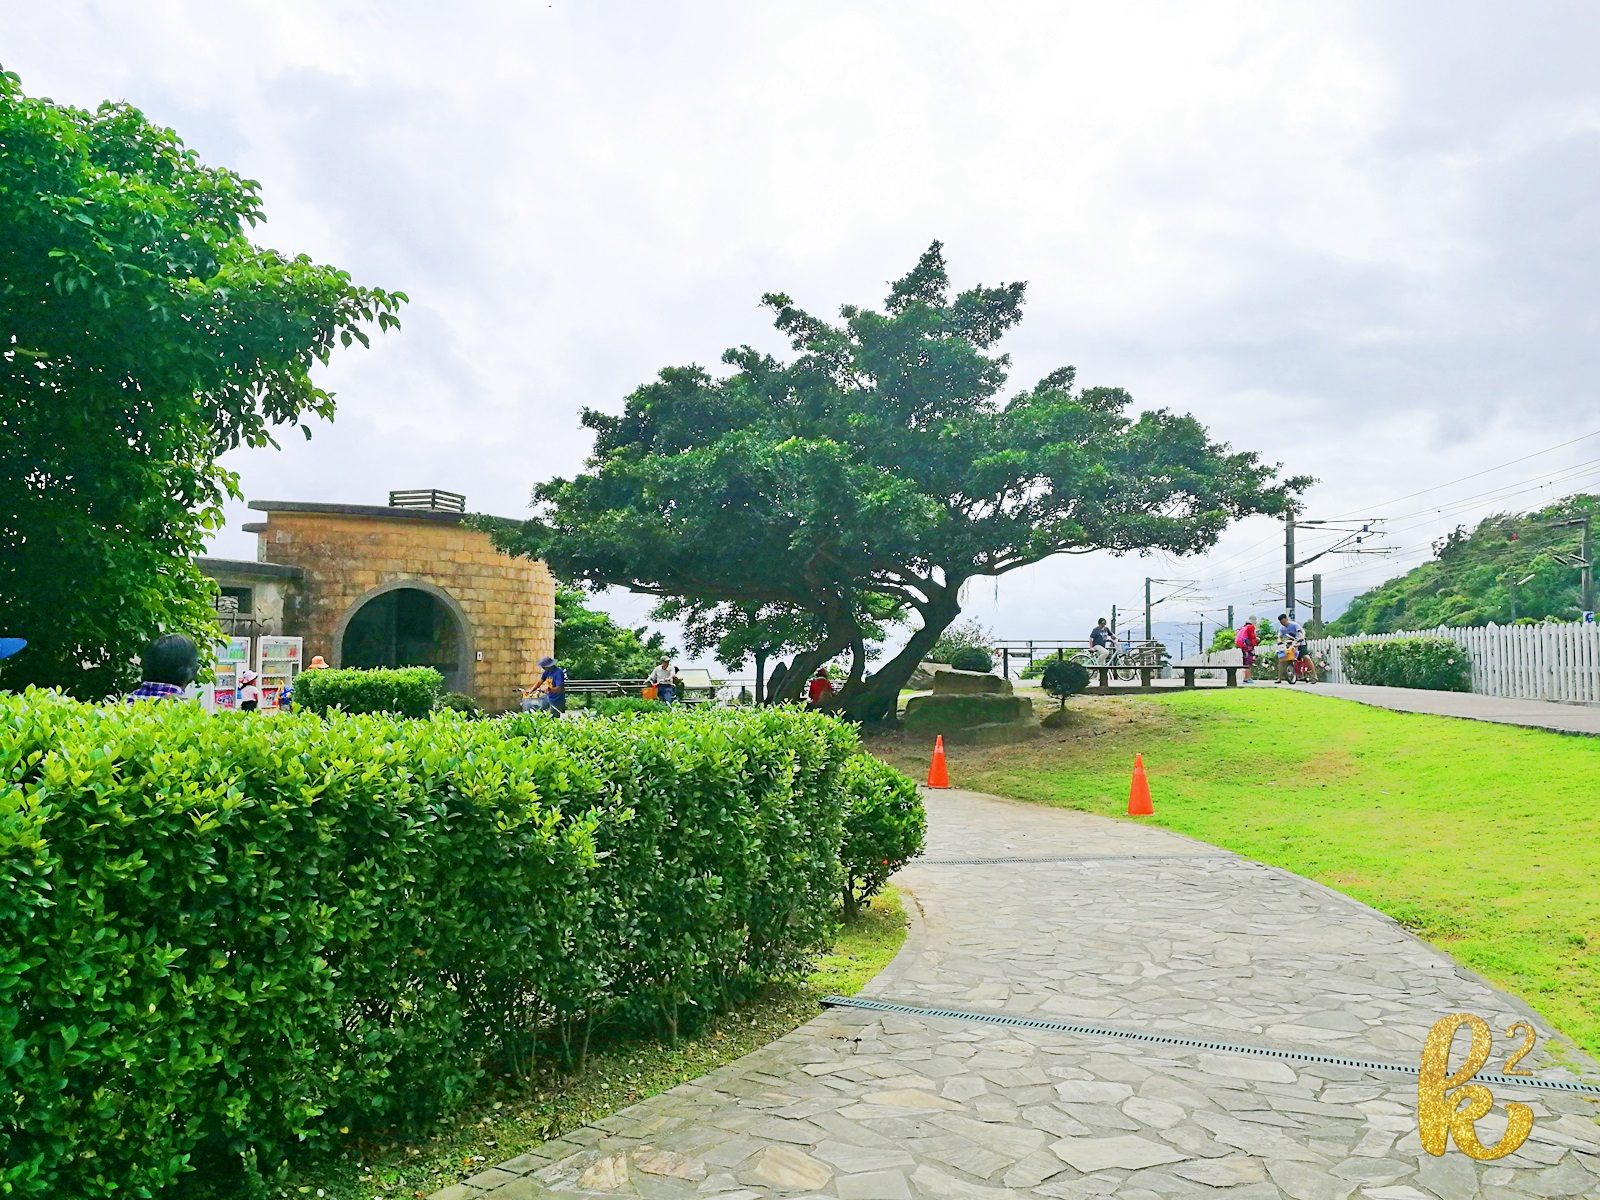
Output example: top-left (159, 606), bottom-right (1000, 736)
top-left (500, 242), bottom-right (1306, 722)
top-left (0, 69), bottom-right (403, 698)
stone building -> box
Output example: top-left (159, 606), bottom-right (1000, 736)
top-left (197, 490), bottom-right (555, 711)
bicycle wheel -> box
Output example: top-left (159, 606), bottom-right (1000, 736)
top-left (1113, 657), bottom-right (1140, 682)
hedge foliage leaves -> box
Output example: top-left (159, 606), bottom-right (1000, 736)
top-left (290, 665), bottom-right (443, 716)
top-left (1340, 636), bottom-right (1472, 692)
top-left (0, 690), bottom-right (909, 1199)
top-left (839, 755), bottom-right (926, 917)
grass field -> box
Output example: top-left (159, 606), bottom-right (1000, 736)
top-left (295, 888), bottom-right (908, 1199)
top-left (871, 689), bottom-right (1600, 1060)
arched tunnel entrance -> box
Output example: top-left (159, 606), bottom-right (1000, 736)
top-left (339, 584), bottom-right (470, 694)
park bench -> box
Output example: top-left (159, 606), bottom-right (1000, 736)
top-left (1168, 649), bottom-right (1242, 688)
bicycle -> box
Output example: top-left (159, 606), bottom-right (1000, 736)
top-left (1072, 645), bottom-right (1143, 682)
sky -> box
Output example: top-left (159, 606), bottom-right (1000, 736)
top-left (7, 2), bottom-right (1600, 667)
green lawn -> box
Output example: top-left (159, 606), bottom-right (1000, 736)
top-left (871, 689), bottom-right (1600, 1059)
top-left (293, 888), bottom-right (907, 1200)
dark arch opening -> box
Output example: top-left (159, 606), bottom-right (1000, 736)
top-left (340, 587), bottom-right (465, 693)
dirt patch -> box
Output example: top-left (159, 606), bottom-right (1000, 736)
top-left (867, 694), bottom-right (1177, 778)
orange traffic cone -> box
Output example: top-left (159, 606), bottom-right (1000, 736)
top-left (1127, 753), bottom-right (1154, 815)
top-left (927, 735), bottom-right (950, 789)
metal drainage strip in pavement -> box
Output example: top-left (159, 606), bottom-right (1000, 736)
top-left (819, 994), bottom-right (1600, 1097)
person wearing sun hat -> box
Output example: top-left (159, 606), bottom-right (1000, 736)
top-left (238, 667), bottom-right (261, 711)
top-left (530, 654), bottom-right (566, 714)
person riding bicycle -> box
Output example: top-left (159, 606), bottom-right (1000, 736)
top-left (1089, 618), bottom-right (1114, 664)
top-left (1274, 614), bottom-right (1306, 683)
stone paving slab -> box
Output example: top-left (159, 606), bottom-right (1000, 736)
top-left (432, 788), bottom-right (1600, 1199)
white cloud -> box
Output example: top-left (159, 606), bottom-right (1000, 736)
top-left (6, 1), bottom-right (1599, 664)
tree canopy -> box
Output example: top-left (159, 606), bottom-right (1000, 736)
top-left (1327, 494), bottom-right (1598, 634)
top-left (499, 242), bottom-right (1304, 721)
top-left (0, 69), bottom-right (403, 698)
top-left (554, 584), bottom-right (673, 678)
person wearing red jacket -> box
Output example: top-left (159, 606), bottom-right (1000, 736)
top-left (807, 668), bottom-right (835, 707)
top-left (1234, 618), bottom-right (1259, 683)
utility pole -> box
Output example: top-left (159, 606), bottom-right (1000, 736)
top-left (1145, 577), bottom-right (1153, 642)
top-left (1546, 513), bottom-right (1595, 617)
top-left (1227, 604), bottom-right (1234, 631)
top-left (1111, 604), bottom-right (1118, 636)
top-left (1284, 508), bottom-right (1297, 619)
top-left (1312, 575), bottom-right (1323, 629)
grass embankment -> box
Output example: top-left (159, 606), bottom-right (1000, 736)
top-left (872, 689), bottom-right (1600, 1058)
top-left (295, 888), bottom-right (907, 1200)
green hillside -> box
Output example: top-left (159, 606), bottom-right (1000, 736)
top-left (1326, 494), bottom-right (1597, 634)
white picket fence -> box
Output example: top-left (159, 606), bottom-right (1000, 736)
top-left (1308, 623), bottom-right (1600, 704)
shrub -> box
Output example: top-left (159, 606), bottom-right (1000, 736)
top-left (926, 617), bottom-right (993, 665)
top-left (437, 691), bottom-right (482, 716)
top-left (948, 645), bottom-right (994, 673)
top-left (593, 695), bottom-right (670, 716)
top-left (0, 691), bottom-right (858, 1199)
top-left (1341, 636), bottom-right (1472, 692)
top-left (1040, 658), bottom-right (1091, 708)
top-left (839, 756), bottom-right (925, 918)
top-left (292, 666), bottom-right (443, 717)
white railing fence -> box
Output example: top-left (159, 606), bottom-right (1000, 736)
top-left (1308, 623), bottom-right (1600, 704)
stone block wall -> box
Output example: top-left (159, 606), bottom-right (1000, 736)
top-left (256, 510), bottom-right (555, 712)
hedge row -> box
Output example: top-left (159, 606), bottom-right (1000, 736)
top-left (291, 665), bottom-right (443, 716)
top-left (0, 691), bottom-right (898, 1199)
top-left (1341, 636), bottom-right (1472, 692)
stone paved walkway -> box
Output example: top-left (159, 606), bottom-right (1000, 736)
top-left (433, 789), bottom-right (1600, 1200)
top-left (1263, 683), bottom-right (1600, 737)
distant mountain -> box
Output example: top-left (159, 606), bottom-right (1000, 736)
top-left (1325, 494), bottom-right (1597, 635)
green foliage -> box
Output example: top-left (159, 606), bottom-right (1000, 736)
top-left (947, 645), bottom-right (995, 673)
top-left (554, 585), bottom-right (671, 678)
top-left (0, 690), bottom-right (856, 1199)
top-left (592, 696), bottom-right (670, 716)
top-left (292, 666), bottom-right (443, 717)
top-left (0, 70), bottom-right (403, 700)
top-left (1341, 637), bottom-right (1472, 692)
top-left (1210, 627), bottom-right (1238, 653)
top-left (1327, 495), bottom-right (1598, 634)
top-left (495, 242), bottom-right (1304, 723)
top-left (1040, 658), bottom-right (1091, 707)
top-left (839, 757), bottom-right (925, 917)
top-left (926, 617), bottom-right (994, 666)
top-left (437, 691), bottom-right (483, 717)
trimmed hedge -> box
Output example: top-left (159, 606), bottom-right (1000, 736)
top-left (0, 691), bottom-right (880, 1199)
top-left (591, 696), bottom-right (669, 716)
top-left (291, 665), bottom-right (443, 716)
top-left (839, 755), bottom-right (925, 917)
top-left (948, 645), bottom-right (994, 673)
top-left (1341, 636), bottom-right (1471, 692)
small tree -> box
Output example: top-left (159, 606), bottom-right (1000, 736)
top-left (0, 70), bottom-right (403, 698)
top-left (1040, 658), bottom-right (1091, 710)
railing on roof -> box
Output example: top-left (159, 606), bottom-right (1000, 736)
top-left (388, 489), bottom-right (466, 513)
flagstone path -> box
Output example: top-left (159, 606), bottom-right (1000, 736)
top-left (432, 788), bottom-right (1600, 1200)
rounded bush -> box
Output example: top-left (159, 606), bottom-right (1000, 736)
top-left (839, 755), bottom-right (925, 917)
top-left (1040, 658), bottom-right (1091, 703)
top-left (948, 645), bottom-right (994, 673)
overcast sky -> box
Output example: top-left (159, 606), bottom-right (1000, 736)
top-left (7, 3), bottom-right (1600, 665)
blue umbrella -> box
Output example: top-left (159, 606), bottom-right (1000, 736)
top-left (0, 638), bottom-right (25, 660)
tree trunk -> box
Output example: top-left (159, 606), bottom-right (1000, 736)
top-left (754, 648), bottom-right (767, 704)
top-left (835, 584), bottom-right (963, 725)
